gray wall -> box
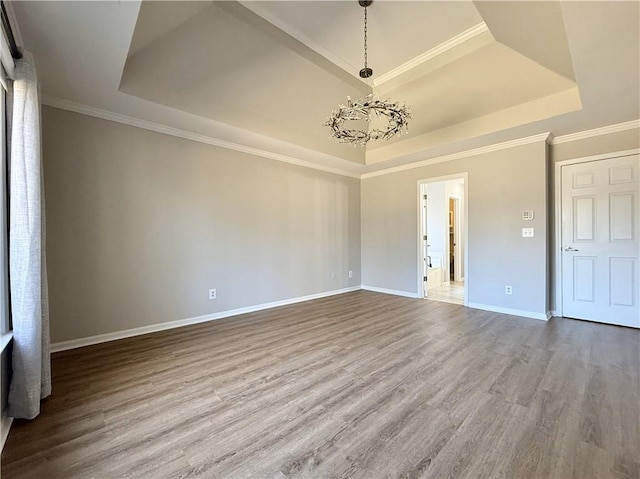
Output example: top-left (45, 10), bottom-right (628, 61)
top-left (43, 106), bottom-right (361, 343)
top-left (42, 104), bottom-right (638, 343)
top-left (362, 141), bottom-right (549, 316)
top-left (551, 128), bottom-right (640, 164)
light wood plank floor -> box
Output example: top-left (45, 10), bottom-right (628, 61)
top-left (2, 291), bottom-right (639, 478)
top-left (426, 281), bottom-right (465, 305)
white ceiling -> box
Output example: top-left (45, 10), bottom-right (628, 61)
top-left (240, 1), bottom-right (484, 81)
top-left (121, 2), bottom-right (370, 163)
top-left (128, 1), bottom-right (211, 57)
top-left (7, 1), bottom-right (640, 175)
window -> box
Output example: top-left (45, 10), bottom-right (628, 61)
top-left (0, 64), bottom-right (10, 345)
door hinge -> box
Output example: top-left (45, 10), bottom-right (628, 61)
top-left (423, 194), bottom-right (428, 200)
top-left (423, 276), bottom-right (428, 282)
top-left (423, 235), bottom-right (428, 240)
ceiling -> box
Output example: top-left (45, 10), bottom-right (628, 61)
top-left (8, 1), bottom-right (640, 175)
top-left (240, 1), bottom-right (484, 81)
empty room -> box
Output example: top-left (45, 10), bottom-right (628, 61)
top-left (1, 1), bottom-right (639, 478)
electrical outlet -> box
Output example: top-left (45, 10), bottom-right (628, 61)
top-left (522, 227), bottom-right (534, 238)
top-left (208, 288), bottom-right (217, 300)
top-left (348, 270), bottom-right (353, 278)
top-left (505, 285), bottom-right (512, 295)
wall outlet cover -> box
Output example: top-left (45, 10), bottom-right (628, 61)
top-left (522, 227), bottom-right (534, 237)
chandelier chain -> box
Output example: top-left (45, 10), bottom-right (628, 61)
top-left (363, 5), bottom-right (368, 70)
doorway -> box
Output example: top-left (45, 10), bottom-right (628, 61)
top-left (418, 175), bottom-right (468, 306)
top-left (558, 153), bottom-right (639, 328)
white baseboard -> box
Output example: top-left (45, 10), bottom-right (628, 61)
top-left (467, 302), bottom-right (549, 321)
top-left (1, 414), bottom-right (12, 452)
top-left (361, 285), bottom-right (419, 299)
top-left (549, 310), bottom-right (559, 318)
top-left (51, 286), bottom-right (361, 352)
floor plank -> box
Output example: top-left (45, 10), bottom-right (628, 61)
top-left (2, 291), bottom-right (639, 478)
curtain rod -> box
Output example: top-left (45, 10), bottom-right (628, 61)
top-left (1, 1), bottom-right (21, 59)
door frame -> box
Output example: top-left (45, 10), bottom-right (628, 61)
top-left (553, 148), bottom-right (640, 318)
top-left (420, 182), bottom-right (428, 297)
top-left (416, 173), bottom-right (469, 305)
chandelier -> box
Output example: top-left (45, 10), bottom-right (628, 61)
top-left (324, 0), bottom-right (411, 147)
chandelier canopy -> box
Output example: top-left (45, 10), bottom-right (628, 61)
top-left (324, 1), bottom-right (411, 147)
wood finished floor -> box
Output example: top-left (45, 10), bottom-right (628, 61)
top-left (426, 282), bottom-right (465, 305)
top-left (2, 291), bottom-right (639, 479)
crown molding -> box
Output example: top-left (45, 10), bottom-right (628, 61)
top-left (41, 97), bottom-right (361, 179)
top-left (40, 96), bottom-right (639, 182)
top-left (551, 119), bottom-right (640, 145)
top-left (361, 132), bottom-right (551, 179)
top-left (373, 22), bottom-right (489, 87)
top-left (240, 2), bottom-right (488, 90)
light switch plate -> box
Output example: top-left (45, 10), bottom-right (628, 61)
top-left (522, 210), bottom-right (535, 221)
top-left (522, 227), bottom-right (534, 237)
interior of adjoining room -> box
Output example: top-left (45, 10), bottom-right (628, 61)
top-left (419, 176), bottom-right (466, 306)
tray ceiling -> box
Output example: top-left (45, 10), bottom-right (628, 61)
top-left (9, 1), bottom-right (640, 173)
top-left (120, 1), bottom-right (581, 163)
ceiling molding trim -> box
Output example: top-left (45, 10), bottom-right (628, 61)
top-left (239, 4), bottom-right (488, 89)
top-left (361, 132), bottom-right (551, 179)
top-left (550, 119), bottom-right (640, 145)
top-left (41, 97), bottom-right (362, 179)
top-left (373, 22), bottom-right (489, 87)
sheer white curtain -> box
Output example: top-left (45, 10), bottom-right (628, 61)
top-left (7, 52), bottom-right (51, 419)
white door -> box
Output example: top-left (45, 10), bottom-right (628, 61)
top-left (561, 154), bottom-right (640, 328)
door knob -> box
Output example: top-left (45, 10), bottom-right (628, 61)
top-left (564, 246), bottom-right (579, 252)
